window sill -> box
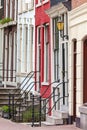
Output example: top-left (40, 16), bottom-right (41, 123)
top-left (41, 82), bottom-right (49, 86)
top-left (36, 0), bottom-right (49, 8)
top-left (36, 3), bottom-right (41, 8)
top-left (43, 0), bottom-right (49, 4)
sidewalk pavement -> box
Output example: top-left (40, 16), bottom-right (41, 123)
top-left (0, 117), bottom-right (82, 130)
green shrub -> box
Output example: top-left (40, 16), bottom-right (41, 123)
top-left (22, 105), bottom-right (45, 122)
top-left (2, 105), bottom-right (9, 113)
top-left (0, 18), bottom-right (12, 24)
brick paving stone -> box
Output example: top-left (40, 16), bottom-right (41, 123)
top-left (0, 117), bottom-right (82, 130)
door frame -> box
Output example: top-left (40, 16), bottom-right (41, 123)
top-left (73, 39), bottom-right (77, 122)
top-left (83, 38), bottom-right (87, 103)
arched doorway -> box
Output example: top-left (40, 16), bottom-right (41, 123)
top-left (83, 39), bottom-right (87, 103)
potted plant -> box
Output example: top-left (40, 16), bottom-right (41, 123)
top-left (1, 105), bottom-right (10, 119)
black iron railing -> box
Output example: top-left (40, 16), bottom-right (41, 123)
top-left (31, 81), bottom-right (68, 127)
top-left (8, 71), bottom-right (40, 121)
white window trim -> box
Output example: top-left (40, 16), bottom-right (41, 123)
top-left (43, 0), bottom-right (49, 4)
top-left (44, 25), bottom-right (49, 83)
top-left (10, 0), bottom-right (12, 18)
top-left (41, 82), bottom-right (49, 86)
top-left (0, 0), bottom-right (1, 6)
top-left (6, 0), bottom-right (8, 17)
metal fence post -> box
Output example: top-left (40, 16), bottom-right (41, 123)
top-left (39, 96), bottom-right (41, 126)
top-left (31, 94), bottom-right (34, 127)
top-left (8, 93), bottom-right (11, 119)
top-left (12, 94), bottom-right (14, 120)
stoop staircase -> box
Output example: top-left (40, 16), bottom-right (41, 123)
top-left (2, 72), bottom-right (69, 127)
top-left (42, 107), bottom-right (68, 126)
top-left (31, 81), bottom-right (69, 127)
top-left (0, 82), bottom-right (22, 107)
top-left (8, 71), bottom-right (40, 122)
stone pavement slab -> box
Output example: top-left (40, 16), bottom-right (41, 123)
top-left (0, 117), bottom-right (82, 130)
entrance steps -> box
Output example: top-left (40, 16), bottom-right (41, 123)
top-left (42, 109), bottom-right (68, 126)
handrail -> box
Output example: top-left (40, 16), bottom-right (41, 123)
top-left (15, 81), bottom-right (39, 104)
top-left (14, 71), bottom-right (39, 94)
top-left (41, 81), bottom-right (59, 97)
top-left (45, 95), bottom-right (69, 115)
top-left (31, 81), bottom-right (69, 126)
top-left (41, 81), bottom-right (68, 110)
top-left (9, 71), bottom-right (40, 121)
top-left (12, 81), bottom-right (40, 122)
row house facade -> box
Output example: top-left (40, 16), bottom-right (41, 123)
top-left (35, 0), bottom-right (71, 125)
top-left (17, 0), bottom-right (35, 92)
top-left (35, 0), bottom-right (51, 108)
top-left (0, 0), bottom-right (18, 87)
top-left (0, 0), bottom-right (87, 128)
top-left (45, 0), bottom-right (71, 122)
top-left (68, 0), bottom-right (87, 128)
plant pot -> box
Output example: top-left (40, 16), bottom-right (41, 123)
top-left (2, 111), bottom-right (9, 119)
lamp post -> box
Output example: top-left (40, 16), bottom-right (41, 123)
top-left (57, 19), bottom-right (68, 40)
top-left (57, 18), bottom-right (68, 105)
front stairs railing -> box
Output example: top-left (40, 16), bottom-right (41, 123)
top-left (8, 71), bottom-right (40, 122)
top-left (31, 81), bottom-right (69, 127)
top-left (8, 73), bottom-right (69, 126)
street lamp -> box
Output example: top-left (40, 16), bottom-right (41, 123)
top-left (57, 19), bottom-right (68, 40)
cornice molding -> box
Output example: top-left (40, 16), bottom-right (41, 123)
top-left (69, 3), bottom-right (87, 28)
top-left (0, 21), bottom-right (17, 29)
top-left (45, 3), bottom-right (68, 18)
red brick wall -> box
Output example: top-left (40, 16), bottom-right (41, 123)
top-left (72, 0), bottom-right (87, 9)
top-left (35, 2), bottom-right (50, 26)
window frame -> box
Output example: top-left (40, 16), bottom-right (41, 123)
top-left (53, 17), bottom-right (59, 81)
top-left (44, 25), bottom-right (49, 82)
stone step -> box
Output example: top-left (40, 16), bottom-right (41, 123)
top-left (46, 115), bottom-right (63, 125)
top-left (0, 89), bottom-right (20, 94)
top-left (53, 110), bottom-right (68, 119)
top-left (42, 121), bottom-right (56, 126)
top-left (0, 87), bottom-right (23, 107)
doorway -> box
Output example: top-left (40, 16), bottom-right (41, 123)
top-left (83, 39), bottom-right (87, 103)
top-left (73, 40), bottom-right (77, 121)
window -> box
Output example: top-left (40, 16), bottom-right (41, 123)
top-left (37, 27), bottom-right (41, 72)
top-left (53, 17), bottom-right (59, 81)
top-left (37, 27), bottom-right (41, 92)
top-left (28, 0), bottom-right (34, 10)
top-left (14, 0), bottom-right (18, 21)
top-left (44, 25), bottom-right (49, 82)
top-left (18, 26), bottom-right (22, 72)
top-left (24, 26), bottom-right (28, 72)
top-left (30, 26), bottom-right (34, 71)
top-left (10, 0), bottom-right (12, 18)
top-left (8, 33), bottom-right (12, 81)
top-left (6, 0), bottom-right (8, 17)
top-left (0, 0), bottom-right (1, 6)
top-left (18, 0), bottom-right (22, 13)
top-left (4, 34), bottom-right (8, 81)
top-left (13, 32), bottom-right (17, 82)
